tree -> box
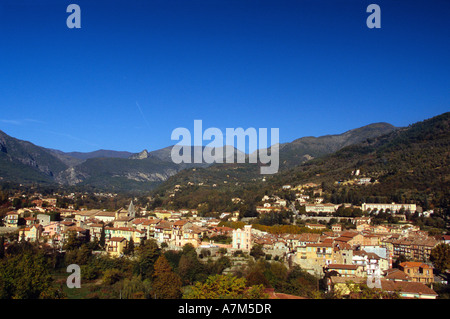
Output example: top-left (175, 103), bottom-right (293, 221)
top-left (250, 244), bottom-right (265, 260)
top-left (0, 237), bottom-right (4, 259)
top-left (135, 239), bottom-right (161, 279)
top-left (177, 249), bottom-right (205, 284)
top-left (0, 251), bottom-right (65, 299)
top-left (119, 275), bottom-right (151, 299)
top-left (99, 224), bottom-right (106, 249)
top-left (63, 231), bottom-right (83, 251)
top-left (430, 243), bottom-right (450, 273)
top-left (102, 268), bottom-right (124, 285)
top-left (152, 255), bottom-right (182, 299)
top-left (123, 238), bottom-right (135, 256)
top-left (183, 274), bottom-right (267, 299)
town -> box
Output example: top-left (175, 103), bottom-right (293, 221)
top-left (1, 180), bottom-right (448, 300)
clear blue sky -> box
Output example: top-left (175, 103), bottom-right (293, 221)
top-left (0, 0), bottom-right (449, 153)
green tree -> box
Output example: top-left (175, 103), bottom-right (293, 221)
top-left (118, 275), bottom-right (151, 299)
top-left (183, 274), bottom-right (266, 299)
top-left (0, 251), bottom-right (65, 299)
top-left (102, 268), bottom-right (124, 285)
top-left (99, 224), bottom-right (106, 249)
top-left (0, 236), bottom-right (4, 259)
top-left (250, 244), bottom-right (265, 260)
top-left (135, 239), bottom-right (161, 279)
top-left (123, 238), bottom-right (135, 256)
top-left (177, 249), bottom-right (205, 285)
top-left (430, 243), bottom-right (450, 272)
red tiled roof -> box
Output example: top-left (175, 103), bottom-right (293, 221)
top-left (328, 264), bottom-right (359, 270)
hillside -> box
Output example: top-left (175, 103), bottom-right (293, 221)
top-left (268, 112), bottom-right (450, 205)
top-left (276, 122), bottom-right (396, 169)
top-left (0, 130), bottom-right (69, 182)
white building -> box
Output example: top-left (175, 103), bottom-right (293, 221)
top-left (362, 203), bottom-right (417, 213)
top-left (232, 225), bottom-right (252, 251)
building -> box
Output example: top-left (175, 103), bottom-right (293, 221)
top-left (106, 237), bottom-right (128, 257)
top-left (4, 211), bottom-right (19, 228)
top-left (232, 225), bottom-right (252, 251)
top-left (326, 264), bottom-right (364, 277)
top-left (304, 204), bottom-right (337, 214)
top-left (398, 262), bottom-right (434, 284)
top-left (94, 211), bottom-right (116, 224)
top-left (332, 224), bottom-right (342, 232)
top-left (127, 201), bottom-right (136, 219)
top-left (19, 224), bottom-right (43, 242)
top-left (295, 241), bottom-right (334, 275)
top-left (37, 214), bottom-right (51, 226)
top-left (362, 203), bottom-right (417, 213)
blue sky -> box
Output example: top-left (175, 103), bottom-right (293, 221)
top-left (0, 0), bottom-right (449, 153)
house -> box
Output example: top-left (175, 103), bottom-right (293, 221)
top-left (209, 226), bottom-right (234, 237)
top-left (172, 220), bottom-right (192, 247)
top-left (388, 236), bottom-right (437, 262)
top-left (94, 211), bottom-right (116, 224)
top-left (335, 231), bottom-right (364, 247)
top-left (106, 237), bottom-right (128, 257)
top-left (371, 225), bottom-right (390, 234)
top-left (295, 241), bottom-right (334, 275)
top-left (4, 211), bottom-right (19, 228)
top-left (19, 224), bottom-right (43, 242)
top-left (37, 214), bottom-right (51, 226)
top-left (398, 262), bottom-right (434, 284)
top-left (105, 227), bottom-right (145, 244)
top-left (42, 222), bottom-right (63, 246)
top-left (332, 224), bottom-right (342, 232)
top-left (154, 210), bottom-right (172, 220)
top-left (154, 220), bottom-right (173, 244)
top-left (232, 225), bottom-right (252, 251)
top-left (353, 217), bottom-right (371, 228)
top-left (137, 218), bottom-right (161, 239)
top-left (74, 210), bottom-right (100, 225)
top-left (381, 280), bottom-right (438, 299)
top-left (333, 242), bottom-right (353, 265)
top-left (179, 224), bottom-right (205, 248)
top-left (24, 217), bottom-right (38, 226)
top-left (326, 264), bottom-right (364, 277)
top-left (352, 249), bottom-right (388, 277)
top-left (410, 237), bottom-right (438, 262)
top-left (86, 223), bottom-right (105, 242)
top-left (383, 268), bottom-right (410, 282)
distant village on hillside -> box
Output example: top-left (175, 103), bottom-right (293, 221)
top-left (1, 180), bottom-right (448, 299)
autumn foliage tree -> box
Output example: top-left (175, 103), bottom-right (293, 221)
top-left (152, 255), bottom-right (182, 299)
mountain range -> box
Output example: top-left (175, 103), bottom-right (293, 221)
top-left (0, 121), bottom-right (400, 192)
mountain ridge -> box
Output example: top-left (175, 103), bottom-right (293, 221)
top-left (0, 120), bottom-right (400, 192)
